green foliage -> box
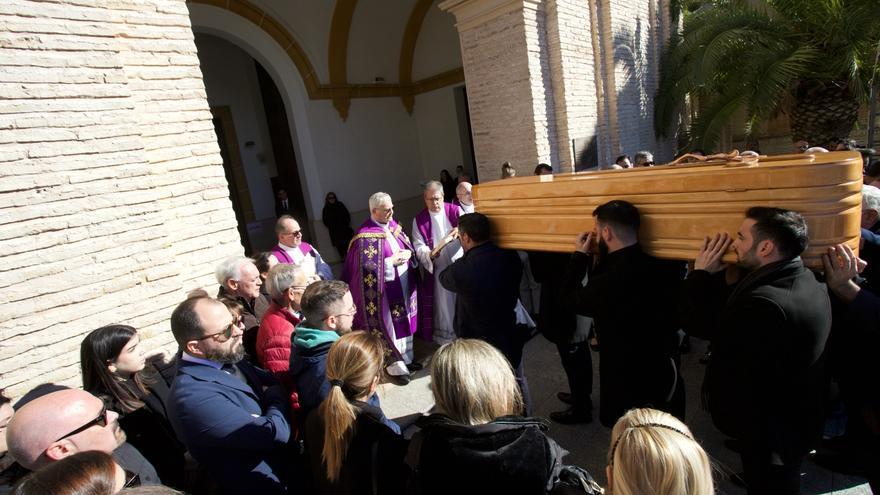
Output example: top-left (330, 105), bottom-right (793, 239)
top-left (655, 0), bottom-right (880, 151)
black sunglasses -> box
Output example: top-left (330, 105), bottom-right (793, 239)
top-left (55, 406), bottom-right (108, 442)
top-left (193, 322), bottom-right (238, 342)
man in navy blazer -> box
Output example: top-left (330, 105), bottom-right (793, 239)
top-left (167, 295), bottom-right (291, 495)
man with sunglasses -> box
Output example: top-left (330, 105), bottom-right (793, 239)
top-left (6, 388), bottom-right (159, 485)
top-left (271, 215), bottom-right (333, 281)
top-left (168, 295), bottom-right (291, 495)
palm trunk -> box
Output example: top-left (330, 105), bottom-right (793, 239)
top-left (790, 80), bottom-right (861, 149)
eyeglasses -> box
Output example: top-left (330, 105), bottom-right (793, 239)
top-left (326, 304), bottom-right (357, 321)
top-left (55, 406), bottom-right (108, 442)
top-left (193, 322), bottom-right (238, 342)
top-left (283, 230), bottom-right (302, 237)
top-left (289, 285), bottom-right (308, 293)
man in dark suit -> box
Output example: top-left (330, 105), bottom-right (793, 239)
top-left (561, 200), bottom-right (686, 427)
top-left (683, 207), bottom-right (831, 495)
top-left (167, 295), bottom-right (291, 495)
top-left (439, 213), bottom-right (530, 413)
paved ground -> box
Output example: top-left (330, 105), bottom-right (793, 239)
top-left (378, 331), bottom-right (874, 494)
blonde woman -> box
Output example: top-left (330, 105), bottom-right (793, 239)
top-left (606, 408), bottom-right (714, 495)
top-left (408, 339), bottom-right (578, 495)
top-left (304, 331), bottom-right (407, 495)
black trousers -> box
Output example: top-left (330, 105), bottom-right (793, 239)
top-left (556, 340), bottom-right (592, 413)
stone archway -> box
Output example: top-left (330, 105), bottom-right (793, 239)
top-left (187, 3), bottom-right (323, 229)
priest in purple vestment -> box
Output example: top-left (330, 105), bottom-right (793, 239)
top-left (270, 216), bottom-right (333, 281)
top-left (412, 181), bottom-right (462, 345)
top-left (341, 192), bottom-right (419, 381)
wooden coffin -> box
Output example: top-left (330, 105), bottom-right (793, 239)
top-left (473, 151), bottom-right (863, 268)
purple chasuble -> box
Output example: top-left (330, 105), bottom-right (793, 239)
top-left (341, 218), bottom-right (419, 363)
top-left (270, 242), bottom-right (314, 264)
top-left (414, 203), bottom-right (460, 341)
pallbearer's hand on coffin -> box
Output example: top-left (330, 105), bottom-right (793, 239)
top-left (574, 231), bottom-right (595, 254)
top-left (694, 233), bottom-right (732, 273)
top-left (822, 244), bottom-right (867, 303)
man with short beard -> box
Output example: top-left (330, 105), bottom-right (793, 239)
top-left (561, 200), bottom-right (686, 427)
top-left (683, 207), bottom-right (831, 495)
top-left (167, 296), bottom-right (291, 495)
top-left (289, 280), bottom-right (379, 414)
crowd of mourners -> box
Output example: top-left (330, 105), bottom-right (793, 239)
top-left (0, 150), bottom-right (878, 495)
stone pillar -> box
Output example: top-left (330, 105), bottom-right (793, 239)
top-left (439, 0), bottom-right (557, 180)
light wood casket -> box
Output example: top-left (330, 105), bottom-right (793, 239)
top-left (473, 151), bottom-right (863, 268)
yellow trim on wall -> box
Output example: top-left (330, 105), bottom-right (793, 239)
top-left (328, 0), bottom-right (358, 119)
top-left (189, 0), bottom-right (463, 121)
top-left (399, 0), bottom-right (435, 114)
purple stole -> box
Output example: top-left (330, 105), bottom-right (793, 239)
top-left (270, 242), bottom-right (313, 264)
top-left (341, 218), bottom-right (418, 363)
top-left (414, 203), bottom-right (460, 341)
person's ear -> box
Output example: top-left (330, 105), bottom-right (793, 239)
top-left (107, 361), bottom-right (117, 374)
top-left (185, 340), bottom-right (203, 357)
top-left (601, 225), bottom-right (614, 243)
top-left (45, 440), bottom-right (75, 462)
top-left (225, 278), bottom-right (239, 292)
top-left (368, 375), bottom-right (380, 397)
top-left (757, 239), bottom-right (775, 258)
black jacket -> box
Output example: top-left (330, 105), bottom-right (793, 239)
top-left (683, 258), bottom-right (831, 461)
top-left (115, 372), bottom-right (186, 489)
top-left (407, 414), bottom-right (568, 495)
top-left (529, 252), bottom-right (584, 344)
top-left (304, 402), bottom-right (408, 495)
top-left (439, 242), bottom-right (523, 362)
top-left (561, 244), bottom-right (685, 426)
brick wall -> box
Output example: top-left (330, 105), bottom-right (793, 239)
top-left (445, 0), bottom-right (674, 176)
top-left (0, 0), bottom-right (241, 397)
top-left (457, 5), bottom-right (549, 180)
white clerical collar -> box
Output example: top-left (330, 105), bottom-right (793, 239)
top-left (429, 209), bottom-right (444, 217)
top-left (371, 218), bottom-right (390, 231)
top-left (279, 242), bottom-right (298, 253)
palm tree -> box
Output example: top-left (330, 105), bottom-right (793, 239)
top-left (655, 0), bottom-right (880, 152)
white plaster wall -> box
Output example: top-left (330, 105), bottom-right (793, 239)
top-left (412, 2), bottom-right (462, 80)
top-left (195, 34), bottom-right (279, 222)
top-left (413, 85), bottom-right (466, 180)
top-left (251, 0), bottom-right (333, 82)
top-left (306, 97), bottom-right (425, 214)
top-left (348, 0), bottom-right (414, 83)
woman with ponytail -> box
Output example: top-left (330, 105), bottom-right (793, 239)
top-left (304, 331), bottom-right (407, 495)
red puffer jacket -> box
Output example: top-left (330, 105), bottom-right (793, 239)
top-left (256, 302), bottom-right (301, 382)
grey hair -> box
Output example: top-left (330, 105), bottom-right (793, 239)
top-left (215, 256), bottom-right (251, 285)
top-left (369, 192), bottom-right (392, 210)
top-left (634, 151), bottom-right (653, 163)
top-left (266, 263), bottom-right (306, 303)
top-left (275, 215), bottom-right (297, 235)
top-left (424, 180), bottom-right (443, 192)
top-left (863, 184), bottom-right (880, 216)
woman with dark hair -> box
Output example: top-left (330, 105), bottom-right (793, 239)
top-left (305, 332), bottom-right (407, 495)
top-left (439, 170), bottom-right (456, 202)
top-left (80, 325), bottom-right (185, 489)
top-left (322, 192), bottom-right (354, 260)
top-left (13, 451), bottom-right (129, 495)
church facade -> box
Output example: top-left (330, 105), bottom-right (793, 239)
top-left (0, 0), bottom-right (672, 395)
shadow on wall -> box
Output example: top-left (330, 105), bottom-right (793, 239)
top-left (612, 17), bottom-right (674, 161)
